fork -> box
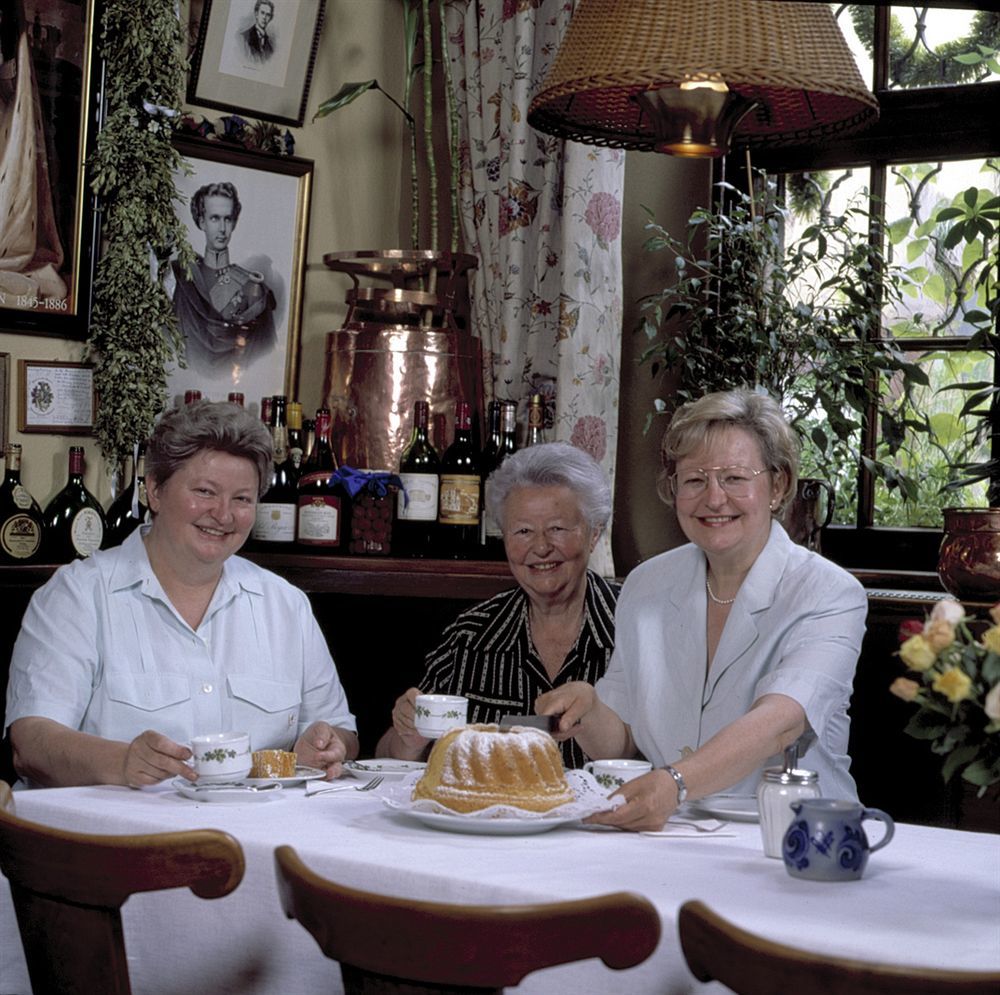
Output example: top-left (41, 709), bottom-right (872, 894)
top-left (307, 775), bottom-right (384, 797)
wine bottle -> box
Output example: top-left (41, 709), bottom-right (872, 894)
top-left (104, 445), bottom-right (149, 547)
top-left (302, 418), bottom-right (316, 465)
top-left (287, 401), bottom-right (304, 473)
top-left (228, 392), bottom-right (245, 407)
top-left (296, 407), bottom-right (349, 552)
top-left (252, 395), bottom-right (297, 550)
top-left (184, 389), bottom-right (203, 404)
top-left (43, 446), bottom-right (106, 562)
top-left (525, 393), bottom-right (545, 447)
top-left (481, 399), bottom-right (518, 558)
top-left (395, 400), bottom-right (440, 558)
top-left (0, 444), bottom-right (44, 564)
top-left (437, 401), bottom-right (481, 559)
top-left (260, 396), bottom-right (273, 428)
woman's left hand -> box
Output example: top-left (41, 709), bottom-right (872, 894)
top-left (583, 769), bottom-right (677, 832)
top-left (294, 721), bottom-right (351, 780)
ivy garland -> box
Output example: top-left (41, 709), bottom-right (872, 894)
top-left (86, 0), bottom-right (194, 467)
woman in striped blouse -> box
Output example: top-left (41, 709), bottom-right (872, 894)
top-left (375, 442), bottom-right (617, 769)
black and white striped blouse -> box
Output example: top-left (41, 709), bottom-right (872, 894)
top-left (417, 571), bottom-right (619, 769)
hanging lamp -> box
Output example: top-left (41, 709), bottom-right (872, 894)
top-left (528, 0), bottom-right (878, 157)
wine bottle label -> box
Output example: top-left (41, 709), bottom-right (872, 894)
top-left (11, 484), bottom-right (33, 510)
top-left (297, 492), bottom-right (341, 545)
top-left (289, 445), bottom-right (303, 469)
top-left (1, 514), bottom-right (42, 559)
top-left (252, 503), bottom-right (297, 542)
top-left (70, 508), bottom-right (103, 557)
top-left (397, 472), bottom-right (439, 522)
top-left (483, 479), bottom-right (503, 538)
top-left (439, 474), bottom-right (480, 525)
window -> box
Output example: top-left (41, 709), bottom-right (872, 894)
top-left (753, 3), bottom-right (999, 572)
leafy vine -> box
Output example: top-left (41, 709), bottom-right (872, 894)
top-left (86, 0), bottom-right (193, 468)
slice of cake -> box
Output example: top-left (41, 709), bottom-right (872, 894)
top-left (412, 723), bottom-right (574, 814)
top-left (249, 749), bottom-right (297, 778)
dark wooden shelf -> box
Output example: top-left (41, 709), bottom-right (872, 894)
top-left (0, 555), bottom-right (516, 600)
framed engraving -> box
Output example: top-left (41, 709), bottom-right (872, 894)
top-left (187, 0), bottom-right (326, 127)
top-left (165, 137), bottom-right (312, 411)
top-left (0, 0), bottom-right (101, 339)
top-left (18, 360), bottom-right (95, 433)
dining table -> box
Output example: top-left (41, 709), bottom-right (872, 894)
top-left (1, 775), bottom-right (998, 995)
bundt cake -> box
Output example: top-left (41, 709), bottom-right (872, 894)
top-left (249, 749), bottom-right (297, 778)
top-left (412, 723), bottom-right (574, 814)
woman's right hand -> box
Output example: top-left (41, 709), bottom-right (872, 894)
top-left (391, 687), bottom-right (432, 752)
top-left (123, 730), bottom-right (194, 787)
top-left (535, 681), bottom-right (597, 741)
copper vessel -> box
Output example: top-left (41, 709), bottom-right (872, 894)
top-left (321, 251), bottom-right (482, 471)
top-left (937, 508), bottom-right (1000, 601)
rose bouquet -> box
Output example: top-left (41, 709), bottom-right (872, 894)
top-left (890, 599), bottom-right (1000, 794)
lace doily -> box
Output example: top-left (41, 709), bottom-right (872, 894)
top-left (381, 768), bottom-right (623, 821)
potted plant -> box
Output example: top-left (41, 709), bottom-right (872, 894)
top-left (635, 177), bottom-right (932, 544)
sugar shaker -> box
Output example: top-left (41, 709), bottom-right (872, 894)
top-left (756, 744), bottom-right (820, 858)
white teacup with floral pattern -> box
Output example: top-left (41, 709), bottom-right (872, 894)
top-left (414, 695), bottom-right (469, 739)
top-left (584, 758), bottom-right (653, 793)
top-left (190, 731), bottom-right (252, 782)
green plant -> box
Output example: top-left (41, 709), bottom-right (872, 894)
top-left (86, 0), bottom-right (193, 466)
top-left (313, 0), bottom-right (459, 252)
top-left (636, 179), bottom-right (931, 504)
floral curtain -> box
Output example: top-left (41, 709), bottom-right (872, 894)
top-left (445, 0), bottom-right (625, 578)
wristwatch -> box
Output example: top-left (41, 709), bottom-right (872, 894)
top-left (663, 764), bottom-right (688, 804)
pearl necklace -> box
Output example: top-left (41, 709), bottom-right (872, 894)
top-left (706, 578), bottom-right (736, 606)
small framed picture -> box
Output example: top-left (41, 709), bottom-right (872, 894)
top-left (18, 361), bottom-right (96, 434)
top-left (0, 353), bottom-right (9, 450)
top-left (187, 0), bottom-right (326, 127)
top-left (165, 137), bottom-right (313, 410)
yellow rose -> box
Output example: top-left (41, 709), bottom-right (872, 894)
top-left (923, 619), bottom-right (955, 653)
top-left (985, 683), bottom-right (1000, 722)
top-left (899, 634), bottom-right (937, 672)
top-left (932, 667), bottom-right (973, 704)
top-left (982, 625), bottom-right (1000, 656)
top-left (889, 677), bottom-right (921, 702)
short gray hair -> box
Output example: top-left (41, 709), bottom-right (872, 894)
top-left (145, 400), bottom-right (273, 499)
top-left (658, 389), bottom-right (799, 514)
top-left (486, 442), bottom-right (612, 534)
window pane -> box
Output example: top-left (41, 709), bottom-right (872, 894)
top-left (875, 351), bottom-right (993, 527)
top-left (835, 5), bottom-right (999, 91)
top-left (885, 159), bottom-right (1000, 340)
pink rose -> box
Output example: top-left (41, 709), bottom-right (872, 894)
top-left (923, 619), bottom-right (955, 653)
top-left (930, 599), bottom-right (965, 625)
top-left (584, 191), bottom-right (621, 246)
top-left (990, 601), bottom-right (1000, 625)
top-left (889, 677), bottom-right (921, 703)
top-left (570, 415), bottom-right (607, 463)
top-left (984, 683), bottom-right (1000, 722)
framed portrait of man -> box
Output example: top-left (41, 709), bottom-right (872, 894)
top-left (187, 0), bottom-right (326, 127)
top-left (165, 137), bottom-right (313, 412)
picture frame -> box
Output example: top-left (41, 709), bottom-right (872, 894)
top-left (187, 0), bottom-right (326, 127)
top-left (18, 360), bottom-right (95, 434)
top-left (166, 137), bottom-right (313, 412)
top-left (0, 0), bottom-right (101, 339)
top-left (0, 353), bottom-right (9, 451)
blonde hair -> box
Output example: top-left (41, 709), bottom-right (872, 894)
top-left (657, 389), bottom-right (799, 515)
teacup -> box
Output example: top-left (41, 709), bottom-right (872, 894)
top-left (189, 731), bottom-right (252, 782)
top-left (584, 759), bottom-right (653, 793)
top-left (414, 695), bottom-right (469, 739)
top-left (782, 797), bottom-right (895, 882)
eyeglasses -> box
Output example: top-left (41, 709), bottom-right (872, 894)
top-left (669, 465), bottom-right (770, 500)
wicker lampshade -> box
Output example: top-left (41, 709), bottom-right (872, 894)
top-left (528, 0), bottom-right (879, 157)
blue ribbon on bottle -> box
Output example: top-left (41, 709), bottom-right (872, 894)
top-left (327, 466), bottom-right (404, 499)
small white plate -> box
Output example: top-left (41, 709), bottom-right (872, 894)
top-left (400, 808), bottom-right (578, 836)
top-left (242, 765), bottom-right (327, 787)
top-left (689, 794), bottom-right (759, 823)
top-left (343, 759), bottom-right (427, 783)
top-left (173, 778), bottom-right (282, 803)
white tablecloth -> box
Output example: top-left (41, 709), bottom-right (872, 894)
top-left (1, 783), bottom-right (998, 995)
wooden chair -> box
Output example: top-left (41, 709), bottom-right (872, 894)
top-left (0, 782), bottom-right (245, 995)
top-left (275, 844), bottom-right (661, 994)
top-left (678, 899), bottom-right (1000, 995)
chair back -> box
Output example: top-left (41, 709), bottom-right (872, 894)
top-left (0, 782), bottom-right (245, 995)
top-left (275, 844), bottom-right (660, 994)
top-left (678, 899), bottom-right (1000, 995)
